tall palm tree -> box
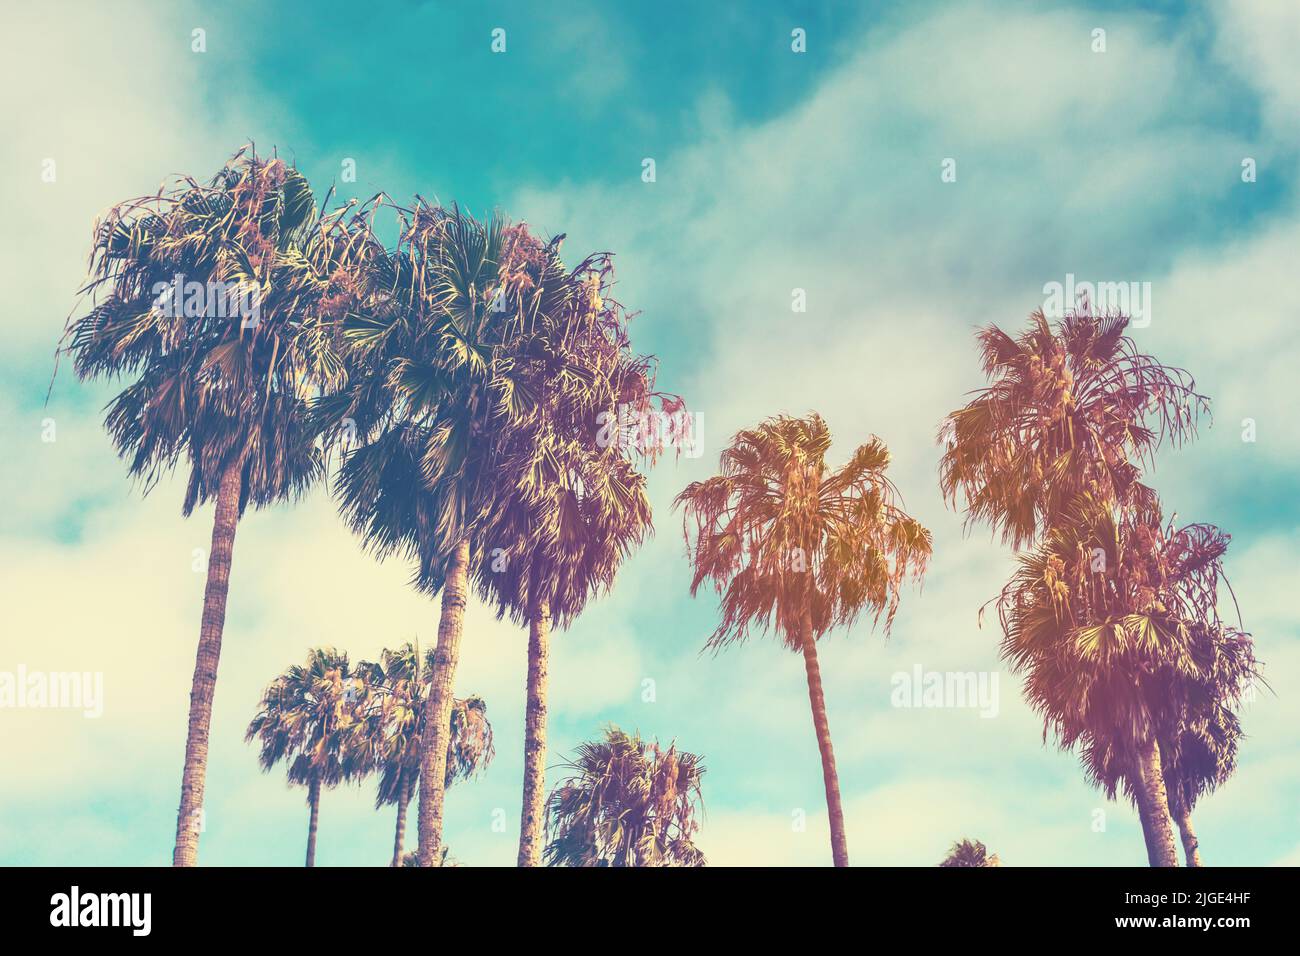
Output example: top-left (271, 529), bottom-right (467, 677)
top-left (938, 309), bottom-right (1207, 549)
top-left (59, 147), bottom-right (358, 865)
top-left (940, 307), bottom-right (1228, 868)
top-left (351, 643), bottom-right (495, 865)
top-left (480, 453), bottom-right (651, 867)
top-left (544, 726), bottom-right (706, 867)
top-left (466, 242), bottom-right (672, 866)
top-left (245, 648), bottom-right (361, 867)
top-left (318, 203), bottom-right (609, 865)
top-left (675, 414), bottom-right (932, 866)
top-left (939, 839), bottom-right (1000, 867)
top-left (995, 496), bottom-right (1253, 866)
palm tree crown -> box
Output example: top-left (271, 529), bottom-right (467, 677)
top-left (544, 726), bottom-right (706, 867)
top-left (938, 308), bottom-right (1207, 549)
top-left (245, 647), bottom-right (361, 791)
top-left (465, 242), bottom-right (664, 627)
top-left (62, 145), bottom-right (356, 513)
top-left (323, 202), bottom-right (584, 589)
top-left (676, 413), bottom-right (931, 650)
top-left (940, 839), bottom-right (1001, 867)
top-left (996, 496), bottom-right (1243, 754)
top-left (350, 643), bottom-right (495, 800)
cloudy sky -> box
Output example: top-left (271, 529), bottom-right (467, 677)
top-left (1, 0), bottom-right (1297, 866)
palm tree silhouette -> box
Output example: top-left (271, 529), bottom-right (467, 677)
top-left (938, 307), bottom-right (1251, 866)
top-left (319, 202), bottom-right (555, 865)
top-left (320, 204), bottom-right (672, 865)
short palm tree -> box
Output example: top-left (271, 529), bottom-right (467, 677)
top-left (245, 648), bottom-right (362, 867)
top-left (351, 643), bottom-right (495, 865)
top-left (675, 414), bottom-right (932, 866)
top-left (996, 496), bottom-right (1253, 866)
top-left (940, 839), bottom-right (1000, 867)
top-left (938, 309), bottom-right (1207, 549)
top-left (544, 726), bottom-right (706, 867)
top-left (59, 147), bottom-right (358, 865)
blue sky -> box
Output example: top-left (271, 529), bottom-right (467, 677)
top-left (1, 0), bottom-right (1297, 866)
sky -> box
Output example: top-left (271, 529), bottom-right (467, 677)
top-left (1, 0), bottom-right (1297, 867)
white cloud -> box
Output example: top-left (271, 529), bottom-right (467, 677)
top-left (1213, 0), bottom-right (1300, 142)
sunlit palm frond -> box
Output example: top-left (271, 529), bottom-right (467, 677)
top-left (939, 306), bottom-right (1209, 548)
top-left (675, 414), bottom-right (931, 652)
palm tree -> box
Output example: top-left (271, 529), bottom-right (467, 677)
top-left (995, 496), bottom-right (1254, 866)
top-left (482, 456), bottom-right (651, 867)
top-left (544, 726), bottom-right (706, 867)
top-left (675, 414), bottom-right (932, 866)
top-left (319, 202), bottom-right (612, 865)
top-left (245, 648), bottom-right (361, 866)
top-left (1082, 623), bottom-right (1257, 867)
top-left (466, 244), bottom-right (672, 866)
top-left (938, 308), bottom-right (1207, 549)
top-left (59, 147), bottom-right (358, 865)
top-left (350, 643), bottom-right (495, 865)
top-left (940, 306), bottom-right (1234, 867)
top-left (940, 839), bottom-right (1000, 866)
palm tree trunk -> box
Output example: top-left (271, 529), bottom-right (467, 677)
top-left (305, 775), bottom-right (321, 867)
top-left (1166, 786), bottom-right (1202, 867)
top-left (391, 773), bottom-right (412, 867)
top-left (416, 537), bottom-right (470, 866)
top-left (172, 456), bottom-right (243, 867)
top-left (798, 606), bottom-right (849, 867)
top-left (517, 596), bottom-right (551, 867)
top-left (1133, 737), bottom-right (1179, 867)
